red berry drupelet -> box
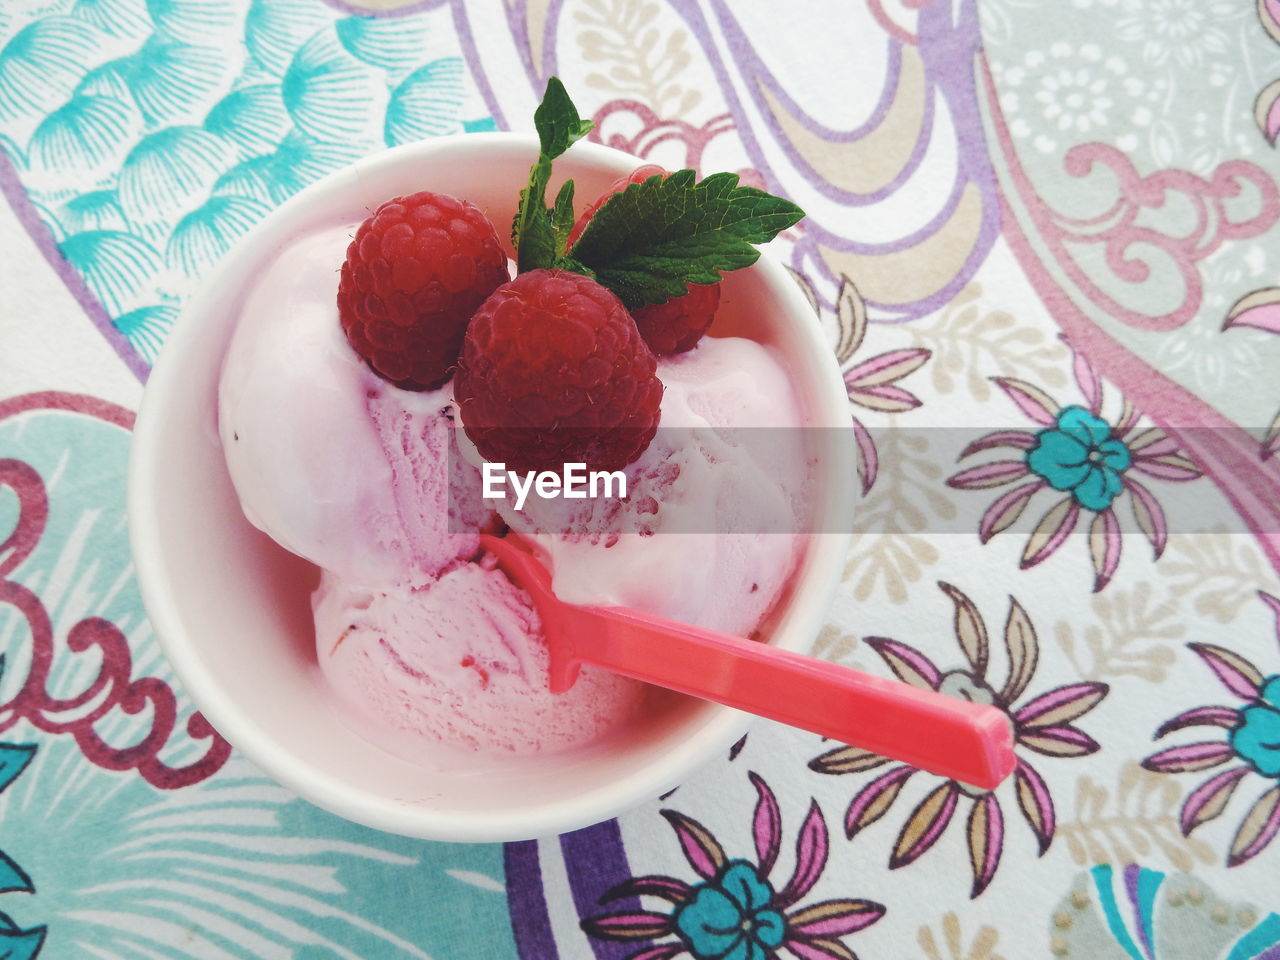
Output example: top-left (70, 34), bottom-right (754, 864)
top-left (568, 165), bottom-right (721, 356)
top-left (630, 280), bottom-right (721, 355)
top-left (338, 191), bottom-right (509, 391)
top-left (455, 270), bottom-right (664, 475)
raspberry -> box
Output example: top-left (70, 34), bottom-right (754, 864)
top-left (455, 269), bottom-right (663, 474)
top-left (631, 280), bottom-right (721, 355)
top-left (338, 191), bottom-right (509, 391)
top-left (568, 164), bottom-right (720, 356)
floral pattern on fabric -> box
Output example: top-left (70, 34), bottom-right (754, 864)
top-left (811, 583), bottom-right (1108, 897)
top-left (794, 272), bottom-right (931, 495)
top-left (1252, 0), bottom-right (1280, 146)
top-left (1220, 279), bottom-right (1280, 462)
top-left (1026, 406), bottom-right (1131, 512)
top-left (673, 861), bottom-right (784, 960)
top-left (1142, 592), bottom-right (1280, 867)
top-left (948, 344), bottom-right (1202, 591)
top-left (581, 773), bottom-right (885, 960)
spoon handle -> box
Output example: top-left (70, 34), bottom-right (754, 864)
top-left (562, 604), bottom-right (1016, 789)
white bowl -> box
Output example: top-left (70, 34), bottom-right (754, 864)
top-left (128, 133), bottom-right (855, 842)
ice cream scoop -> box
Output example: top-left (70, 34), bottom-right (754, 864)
top-left (481, 533), bottom-right (1017, 789)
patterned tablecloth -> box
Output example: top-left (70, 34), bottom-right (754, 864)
top-left (3, 0), bottom-right (1280, 956)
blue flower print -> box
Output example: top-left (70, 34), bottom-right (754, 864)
top-left (674, 861), bottom-right (785, 960)
top-left (1231, 676), bottom-right (1280, 778)
top-left (582, 774), bottom-right (884, 960)
top-left (1143, 602), bottom-right (1280, 867)
top-left (1026, 406), bottom-right (1132, 511)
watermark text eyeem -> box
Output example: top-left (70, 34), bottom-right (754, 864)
top-left (482, 462), bottom-right (627, 510)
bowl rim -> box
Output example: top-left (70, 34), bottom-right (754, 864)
top-left (128, 132), bottom-right (855, 842)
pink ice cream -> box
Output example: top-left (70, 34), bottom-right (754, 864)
top-left (218, 228), bottom-right (483, 589)
top-left (470, 336), bottom-right (812, 638)
top-left (218, 222), bottom-right (811, 762)
top-left (312, 564), bottom-right (647, 758)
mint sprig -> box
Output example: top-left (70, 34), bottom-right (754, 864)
top-left (513, 78), bottom-right (592, 273)
top-left (514, 78), bottom-right (805, 306)
top-left (568, 170), bottom-right (803, 309)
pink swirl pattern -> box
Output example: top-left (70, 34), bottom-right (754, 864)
top-left (1017, 143), bottom-right (1279, 333)
top-left (0, 393), bottom-right (231, 789)
top-left (588, 100), bottom-right (756, 182)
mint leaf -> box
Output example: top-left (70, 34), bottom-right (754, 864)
top-left (513, 168), bottom-right (555, 272)
top-left (568, 170), bottom-right (804, 308)
top-left (534, 77), bottom-right (593, 159)
top-left (513, 77), bottom-right (593, 273)
top-left (552, 179), bottom-right (576, 258)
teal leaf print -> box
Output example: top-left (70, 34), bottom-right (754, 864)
top-left (72, 0), bottom-right (151, 40)
top-left (212, 154), bottom-right (289, 206)
top-left (0, 853), bottom-right (31, 896)
top-left (145, 0), bottom-right (243, 47)
top-left (237, 55), bottom-right (287, 91)
top-left (28, 94), bottom-right (140, 172)
top-left (0, 132), bottom-right (25, 169)
top-left (167, 194), bottom-right (271, 276)
top-left (125, 35), bottom-right (233, 128)
top-left (245, 0), bottom-right (333, 76)
top-left (57, 190), bottom-right (128, 235)
top-left (1227, 915), bottom-right (1280, 960)
top-left (0, 0), bottom-right (486, 386)
top-left (0, 16), bottom-right (102, 120)
top-left (73, 59), bottom-right (133, 102)
top-left (0, 922), bottom-right (45, 960)
top-left (114, 304), bottom-right (178, 359)
top-left (0, 738), bottom-right (39, 942)
top-left (58, 230), bottom-right (161, 314)
top-left (1049, 867), bottom-right (1279, 959)
top-left (272, 129), bottom-right (366, 196)
top-left (0, 740), bottom-right (514, 959)
top-left (117, 126), bottom-right (236, 224)
top-left (385, 59), bottom-right (466, 147)
top-left (283, 28), bottom-right (385, 142)
top-left (335, 15), bottom-right (438, 73)
top-left (205, 83), bottom-right (287, 158)
top-left (0, 744), bottom-right (35, 794)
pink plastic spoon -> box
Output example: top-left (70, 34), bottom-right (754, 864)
top-left (479, 534), bottom-right (1016, 789)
